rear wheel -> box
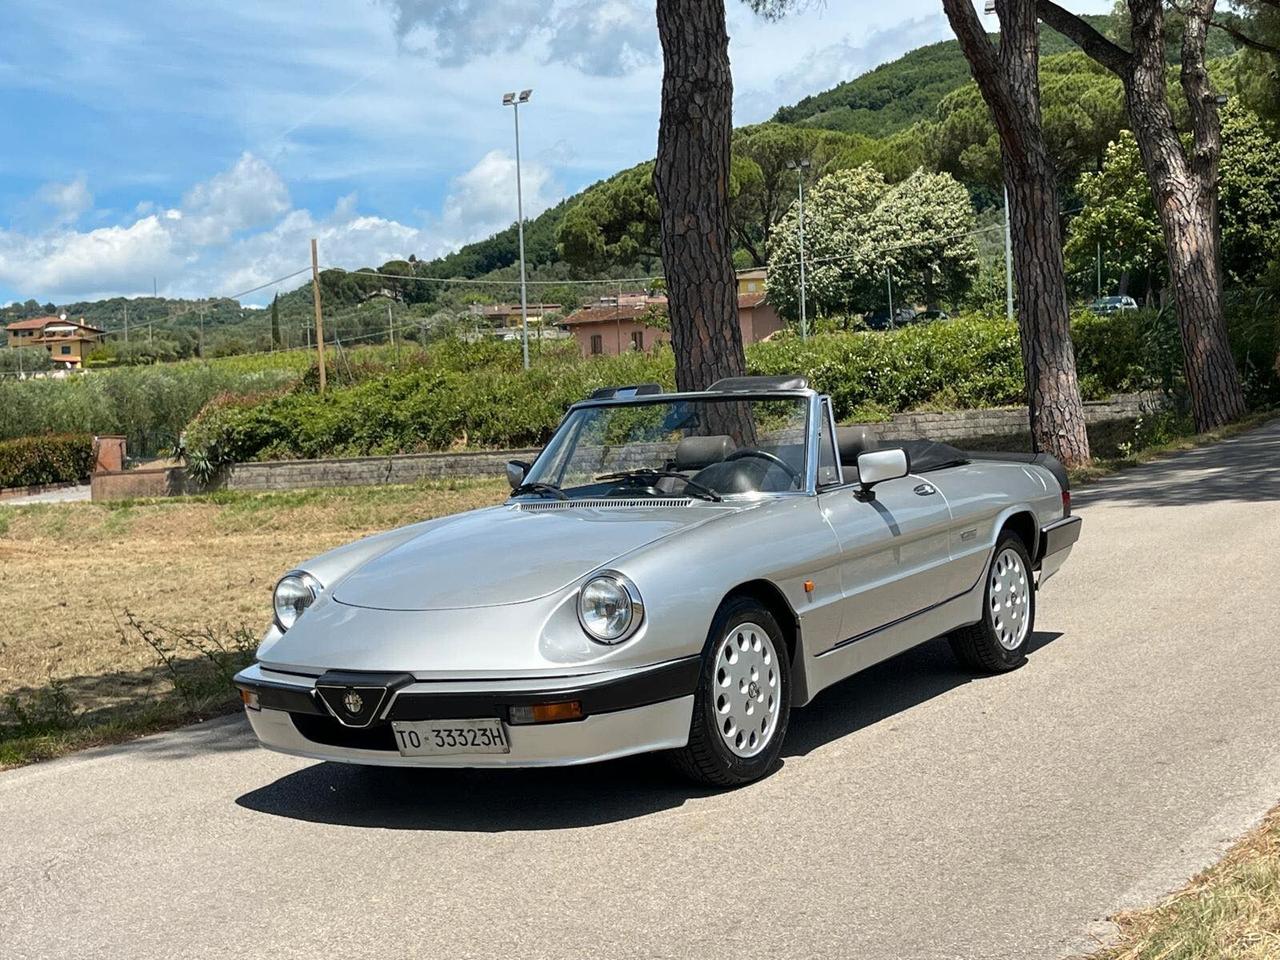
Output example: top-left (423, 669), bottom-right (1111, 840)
top-left (672, 598), bottom-right (792, 787)
top-left (948, 533), bottom-right (1035, 673)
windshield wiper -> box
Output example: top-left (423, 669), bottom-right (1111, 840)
top-left (511, 481), bottom-right (570, 501)
top-left (596, 469), bottom-right (723, 503)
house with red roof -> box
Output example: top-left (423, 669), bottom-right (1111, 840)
top-left (561, 273), bottom-right (783, 358)
top-left (5, 315), bottom-right (107, 369)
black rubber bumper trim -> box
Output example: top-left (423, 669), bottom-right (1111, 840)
top-left (234, 675), bottom-right (326, 716)
top-left (386, 656), bottom-right (702, 722)
top-left (237, 656), bottom-right (702, 723)
top-left (1037, 515), bottom-right (1082, 564)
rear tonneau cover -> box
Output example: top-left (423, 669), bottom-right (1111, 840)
top-left (964, 450), bottom-right (1069, 492)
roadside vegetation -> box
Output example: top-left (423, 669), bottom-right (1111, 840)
top-left (1085, 805), bottom-right (1280, 959)
top-left (175, 307), bottom-right (1277, 469)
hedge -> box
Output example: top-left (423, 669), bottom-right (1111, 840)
top-left (180, 310), bottom-right (1245, 466)
top-left (0, 434), bottom-right (96, 490)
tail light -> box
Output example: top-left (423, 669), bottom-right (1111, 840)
top-left (1062, 490), bottom-right (1071, 517)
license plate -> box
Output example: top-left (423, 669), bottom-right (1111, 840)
top-left (391, 718), bottom-right (510, 756)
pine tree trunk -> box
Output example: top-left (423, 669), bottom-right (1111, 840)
top-left (654, 0), bottom-right (745, 393)
top-left (1118, 0), bottom-right (1247, 430)
top-left (1157, 184), bottom-right (1246, 428)
top-left (943, 0), bottom-right (1091, 466)
top-left (1005, 153), bottom-right (1092, 465)
top-left (1036, 0), bottom-right (1248, 431)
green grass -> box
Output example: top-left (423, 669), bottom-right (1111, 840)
top-left (1086, 807), bottom-right (1280, 959)
top-left (0, 691), bottom-right (242, 769)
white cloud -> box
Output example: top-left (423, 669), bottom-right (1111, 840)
top-left (545, 1), bottom-right (658, 78)
top-left (0, 215), bottom-right (180, 299)
top-left (439, 149), bottom-right (558, 246)
top-left (180, 152), bottom-right (291, 244)
top-left (0, 148), bottom-right (565, 304)
top-left (36, 175), bottom-right (94, 226)
top-left (386, 0), bottom-right (656, 78)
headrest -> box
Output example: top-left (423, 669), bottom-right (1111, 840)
top-left (675, 435), bottom-right (732, 470)
top-left (835, 425), bottom-right (880, 465)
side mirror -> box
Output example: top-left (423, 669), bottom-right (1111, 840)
top-left (855, 448), bottom-right (909, 501)
top-left (505, 460), bottom-right (531, 491)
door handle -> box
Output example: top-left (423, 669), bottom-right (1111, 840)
top-left (913, 482), bottom-right (936, 496)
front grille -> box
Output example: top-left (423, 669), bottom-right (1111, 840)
top-left (290, 713), bottom-right (397, 751)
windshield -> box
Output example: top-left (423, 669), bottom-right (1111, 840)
top-left (521, 396), bottom-right (811, 499)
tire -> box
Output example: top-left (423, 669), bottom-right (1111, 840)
top-left (671, 597), bottom-right (792, 787)
top-left (948, 532), bottom-right (1036, 673)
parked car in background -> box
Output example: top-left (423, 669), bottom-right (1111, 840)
top-left (1089, 295), bottom-right (1138, 315)
top-left (914, 309), bottom-right (950, 323)
top-left (235, 377), bottom-right (1081, 787)
top-left (863, 307), bottom-right (921, 330)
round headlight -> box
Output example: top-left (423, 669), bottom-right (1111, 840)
top-left (273, 572), bottom-right (322, 631)
top-left (578, 573), bottom-right (643, 644)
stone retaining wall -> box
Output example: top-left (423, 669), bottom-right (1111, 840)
top-left (223, 447), bottom-right (544, 493)
top-left (874, 391), bottom-right (1163, 443)
top-left (87, 392), bottom-right (1165, 500)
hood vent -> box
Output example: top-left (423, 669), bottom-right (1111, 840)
top-left (512, 497), bottom-right (693, 511)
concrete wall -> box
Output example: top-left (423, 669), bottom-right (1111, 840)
top-left (91, 467), bottom-right (200, 501)
top-left (86, 392), bottom-right (1164, 500)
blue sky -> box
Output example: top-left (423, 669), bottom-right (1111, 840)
top-left (0, 0), bottom-right (1109, 305)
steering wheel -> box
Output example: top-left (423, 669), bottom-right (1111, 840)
top-left (723, 448), bottom-right (802, 483)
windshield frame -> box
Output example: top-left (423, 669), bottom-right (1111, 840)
top-left (516, 388), bottom-right (823, 501)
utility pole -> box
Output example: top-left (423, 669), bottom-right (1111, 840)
top-left (387, 303), bottom-right (395, 348)
top-left (786, 158), bottom-right (811, 340)
top-left (885, 267), bottom-right (894, 325)
top-left (1096, 241), bottom-right (1102, 298)
top-left (1003, 184), bottom-right (1014, 322)
top-left (123, 301), bottom-right (129, 343)
top-left (503, 89), bottom-right (533, 371)
top-left (310, 238), bottom-right (327, 395)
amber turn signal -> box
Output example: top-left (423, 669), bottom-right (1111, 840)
top-left (509, 700), bottom-right (583, 724)
top-left (240, 689), bottom-right (260, 711)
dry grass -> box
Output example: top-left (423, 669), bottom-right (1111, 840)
top-left (1087, 805), bottom-right (1280, 960)
top-left (0, 478), bottom-right (508, 714)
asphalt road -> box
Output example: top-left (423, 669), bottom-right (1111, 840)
top-left (4, 420), bottom-right (1280, 960)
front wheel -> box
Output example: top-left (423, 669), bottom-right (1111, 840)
top-left (671, 598), bottom-right (792, 787)
top-left (948, 533), bottom-right (1036, 673)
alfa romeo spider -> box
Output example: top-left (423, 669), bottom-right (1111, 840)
top-left (235, 376), bottom-right (1080, 785)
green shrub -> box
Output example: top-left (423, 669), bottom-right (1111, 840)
top-left (1224, 290), bottom-right (1280, 406)
top-left (0, 434), bottom-right (95, 489)
top-left (1070, 307), bottom-right (1183, 397)
top-left (178, 308), bottom-right (1276, 466)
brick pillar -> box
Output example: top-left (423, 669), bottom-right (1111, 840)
top-left (93, 436), bottom-right (127, 474)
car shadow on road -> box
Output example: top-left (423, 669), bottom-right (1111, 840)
top-left (782, 631), bottom-right (1059, 757)
top-left (234, 631), bottom-right (1062, 832)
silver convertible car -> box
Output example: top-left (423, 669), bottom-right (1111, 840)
top-left (235, 376), bottom-right (1080, 786)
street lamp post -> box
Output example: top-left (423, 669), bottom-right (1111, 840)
top-left (503, 89), bottom-right (533, 370)
top-left (785, 158), bottom-right (811, 340)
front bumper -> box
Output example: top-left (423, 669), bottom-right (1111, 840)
top-left (234, 660), bottom-right (698, 768)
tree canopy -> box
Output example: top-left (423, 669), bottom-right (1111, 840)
top-left (766, 166), bottom-right (978, 318)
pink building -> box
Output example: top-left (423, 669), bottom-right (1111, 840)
top-left (562, 293), bottom-right (783, 358)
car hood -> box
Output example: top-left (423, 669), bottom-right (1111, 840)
top-left (331, 502), bottom-right (724, 611)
